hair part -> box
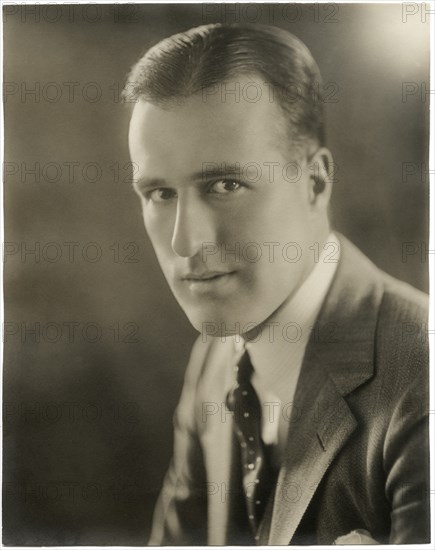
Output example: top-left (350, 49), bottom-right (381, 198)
top-left (123, 23), bottom-right (325, 158)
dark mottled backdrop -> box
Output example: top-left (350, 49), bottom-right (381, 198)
top-left (2, 2), bottom-right (429, 545)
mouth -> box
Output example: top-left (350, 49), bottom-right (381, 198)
top-left (182, 271), bottom-right (235, 282)
top-left (181, 271), bottom-right (237, 292)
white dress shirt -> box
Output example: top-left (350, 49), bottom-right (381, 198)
top-left (231, 233), bottom-right (340, 468)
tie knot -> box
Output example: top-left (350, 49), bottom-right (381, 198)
top-left (235, 350), bottom-right (254, 384)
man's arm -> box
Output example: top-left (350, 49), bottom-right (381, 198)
top-left (383, 351), bottom-right (430, 544)
top-left (148, 337), bottom-right (208, 545)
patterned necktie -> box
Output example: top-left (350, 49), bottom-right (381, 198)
top-left (226, 350), bottom-right (275, 538)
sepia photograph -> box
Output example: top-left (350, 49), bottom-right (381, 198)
top-left (2, 0), bottom-right (432, 546)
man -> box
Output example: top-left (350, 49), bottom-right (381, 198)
top-left (124, 23), bottom-right (429, 545)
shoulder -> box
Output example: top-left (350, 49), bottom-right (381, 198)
top-left (378, 270), bottom-right (428, 363)
top-left (336, 233), bottom-right (428, 330)
top-left (338, 237), bottom-right (430, 403)
top-left (331, 234), bottom-right (428, 390)
top-left (379, 270), bottom-right (428, 325)
top-left (375, 270), bottom-right (428, 391)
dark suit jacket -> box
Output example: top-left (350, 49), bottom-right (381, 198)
top-left (149, 235), bottom-right (430, 545)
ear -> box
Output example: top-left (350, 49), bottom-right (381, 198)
top-left (306, 147), bottom-right (334, 212)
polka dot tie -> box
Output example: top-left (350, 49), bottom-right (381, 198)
top-left (226, 350), bottom-right (275, 538)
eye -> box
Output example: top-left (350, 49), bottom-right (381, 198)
top-left (147, 188), bottom-right (177, 203)
top-left (209, 179), bottom-right (243, 194)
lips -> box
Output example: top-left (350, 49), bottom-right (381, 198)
top-left (180, 270), bottom-right (237, 294)
top-left (182, 271), bottom-right (235, 281)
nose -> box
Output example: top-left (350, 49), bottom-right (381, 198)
top-left (171, 192), bottom-right (215, 258)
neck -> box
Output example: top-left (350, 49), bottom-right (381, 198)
top-left (243, 223), bottom-right (332, 342)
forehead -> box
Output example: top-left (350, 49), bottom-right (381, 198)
top-left (128, 75), bottom-right (289, 171)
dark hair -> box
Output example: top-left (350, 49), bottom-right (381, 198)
top-left (123, 23), bottom-right (325, 155)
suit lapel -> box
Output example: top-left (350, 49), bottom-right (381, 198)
top-left (263, 235), bottom-right (384, 545)
top-left (265, 359), bottom-right (357, 544)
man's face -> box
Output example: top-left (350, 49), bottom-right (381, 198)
top-left (128, 76), bottom-right (320, 335)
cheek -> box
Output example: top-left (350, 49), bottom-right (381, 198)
top-left (143, 205), bottom-right (174, 254)
top-left (236, 203), bottom-right (305, 246)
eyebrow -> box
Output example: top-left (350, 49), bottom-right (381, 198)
top-left (133, 177), bottom-right (167, 194)
top-left (133, 166), bottom-right (244, 193)
top-left (199, 166), bottom-right (243, 180)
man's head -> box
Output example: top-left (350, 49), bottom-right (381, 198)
top-left (126, 23), bottom-right (333, 336)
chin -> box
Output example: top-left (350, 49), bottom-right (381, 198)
top-left (182, 302), bottom-right (271, 341)
top-left (183, 309), bottom-right (235, 338)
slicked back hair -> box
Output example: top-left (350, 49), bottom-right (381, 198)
top-left (123, 23), bottom-right (325, 157)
